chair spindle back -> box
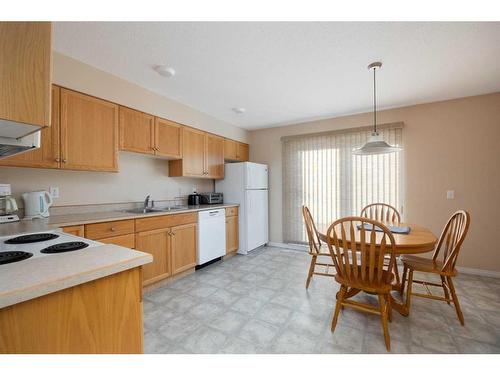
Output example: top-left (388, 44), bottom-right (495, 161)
top-left (326, 217), bottom-right (397, 285)
top-left (302, 206), bottom-right (322, 254)
top-left (361, 203), bottom-right (401, 224)
top-left (433, 210), bottom-right (470, 273)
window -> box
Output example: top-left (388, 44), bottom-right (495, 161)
top-left (282, 123), bottom-right (404, 244)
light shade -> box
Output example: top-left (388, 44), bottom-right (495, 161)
top-left (353, 132), bottom-right (402, 155)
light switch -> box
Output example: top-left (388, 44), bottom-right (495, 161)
top-left (446, 190), bottom-right (455, 200)
top-left (49, 186), bottom-right (60, 199)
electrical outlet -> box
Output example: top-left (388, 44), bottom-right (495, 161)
top-left (446, 190), bottom-right (455, 200)
top-left (192, 186), bottom-right (197, 193)
top-left (49, 186), bottom-right (60, 199)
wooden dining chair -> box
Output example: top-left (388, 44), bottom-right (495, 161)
top-left (361, 203), bottom-right (402, 286)
top-left (400, 210), bottom-right (470, 325)
top-left (302, 206), bottom-right (335, 289)
top-left (361, 203), bottom-right (401, 224)
top-left (326, 217), bottom-right (397, 351)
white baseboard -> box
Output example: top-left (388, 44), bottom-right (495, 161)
top-left (457, 266), bottom-right (500, 279)
top-left (266, 242), bottom-right (500, 279)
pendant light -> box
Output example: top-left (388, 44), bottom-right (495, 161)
top-left (353, 62), bottom-right (402, 155)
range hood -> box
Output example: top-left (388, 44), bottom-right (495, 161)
top-left (0, 120), bottom-right (41, 159)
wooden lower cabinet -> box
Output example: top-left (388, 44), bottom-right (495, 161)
top-left (135, 228), bottom-right (172, 286)
top-left (0, 267), bottom-right (144, 354)
top-left (226, 214), bottom-right (239, 254)
top-left (171, 223), bottom-right (197, 275)
top-left (62, 225), bottom-right (85, 237)
top-left (99, 233), bottom-right (136, 248)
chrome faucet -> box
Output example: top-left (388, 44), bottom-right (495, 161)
top-left (144, 195), bottom-right (151, 210)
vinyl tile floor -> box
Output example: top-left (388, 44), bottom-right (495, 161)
top-left (143, 246), bottom-right (500, 354)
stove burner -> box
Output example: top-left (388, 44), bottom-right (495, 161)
top-left (5, 233), bottom-right (59, 244)
top-left (40, 241), bottom-right (89, 254)
top-left (0, 251), bottom-right (33, 265)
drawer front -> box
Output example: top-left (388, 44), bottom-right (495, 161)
top-left (62, 225), bottom-right (85, 237)
top-left (85, 219), bottom-right (135, 240)
top-left (135, 212), bottom-right (197, 232)
top-left (98, 233), bottom-right (135, 248)
top-left (225, 206), bottom-right (238, 217)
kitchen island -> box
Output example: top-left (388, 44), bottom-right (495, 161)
top-left (0, 240), bottom-right (152, 354)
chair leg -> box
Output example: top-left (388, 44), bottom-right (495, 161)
top-left (447, 276), bottom-right (465, 326)
top-left (400, 264), bottom-right (408, 295)
top-left (404, 269), bottom-right (414, 315)
top-left (331, 285), bottom-right (346, 332)
top-left (378, 294), bottom-right (391, 351)
top-left (440, 275), bottom-right (451, 305)
top-left (305, 255), bottom-right (316, 289)
top-left (385, 294), bottom-right (392, 322)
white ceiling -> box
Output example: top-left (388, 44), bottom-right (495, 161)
top-left (54, 22), bottom-right (500, 130)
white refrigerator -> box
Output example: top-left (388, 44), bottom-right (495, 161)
top-left (215, 162), bottom-right (269, 254)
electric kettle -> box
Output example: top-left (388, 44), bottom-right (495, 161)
top-left (22, 191), bottom-right (53, 219)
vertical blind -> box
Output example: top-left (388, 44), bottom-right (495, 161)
top-left (282, 124), bottom-right (404, 244)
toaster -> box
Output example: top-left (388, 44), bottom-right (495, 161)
top-left (200, 192), bottom-right (223, 205)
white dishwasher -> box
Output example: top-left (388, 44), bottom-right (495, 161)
top-left (197, 209), bottom-right (226, 266)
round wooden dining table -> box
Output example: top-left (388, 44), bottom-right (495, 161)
top-left (316, 222), bottom-right (438, 316)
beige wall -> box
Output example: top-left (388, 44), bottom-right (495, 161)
top-left (0, 52), bottom-right (248, 206)
top-left (249, 92), bottom-right (500, 272)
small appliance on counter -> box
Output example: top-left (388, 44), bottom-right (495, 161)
top-left (22, 191), bottom-right (53, 219)
top-left (0, 184), bottom-right (19, 224)
top-left (200, 192), bottom-right (223, 205)
top-left (188, 192), bottom-right (202, 206)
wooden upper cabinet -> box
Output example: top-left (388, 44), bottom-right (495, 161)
top-left (224, 139), bottom-right (238, 160)
top-left (224, 139), bottom-right (249, 162)
top-left (154, 118), bottom-right (182, 159)
top-left (119, 106), bottom-right (155, 155)
top-left (206, 134), bottom-right (224, 179)
top-left (60, 89), bottom-right (119, 172)
top-left (237, 142), bottom-right (249, 161)
top-left (169, 127), bottom-right (205, 177)
top-left (0, 22), bottom-right (52, 130)
top-left (171, 223), bottom-right (197, 275)
top-left (0, 85), bottom-right (60, 169)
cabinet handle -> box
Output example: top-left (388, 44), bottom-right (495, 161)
top-left (110, 227), bottom-right (116, 232)
top-left (55, 158), bottom-right (60, 162)
top-left (62, 159), bottom-right (67, 163)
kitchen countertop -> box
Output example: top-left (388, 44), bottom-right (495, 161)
top-left (0, 203), bottom-right (238, 309)
top-left (0, 244), bottom-right (152, 309)
top-left (0, 203), bottom-right (239, 236)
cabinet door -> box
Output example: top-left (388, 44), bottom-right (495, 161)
top-left (224, 139), bottom-right (238, 161)
top-left (237, 143), bottom-right (249, 161)
top-left (0, 22), bottom-right (51, 129)
top-left (119, 106), bottom-right (154, 155)
top-left (226, 215), bottom-right (239, 254)
top-left (180, 127), bottom-right (206, 176)
top-left (0, 85), bottom-right (60, 169)
top-left (60, 89), bottom-right (119, 172)
top-left (206, 134), bottom-right (224, 179)
top-left (155, 118), bottom-right (182, 158)
top-left (135, 228), bottom-right (171, 285)
top-left (171, 223), bottom-right (197, 275)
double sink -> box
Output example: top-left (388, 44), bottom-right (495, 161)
top-left (125, 206), bottom-right (189, 214)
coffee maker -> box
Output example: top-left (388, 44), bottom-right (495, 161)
top-left (0, 184), bottom-right (19, 224)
